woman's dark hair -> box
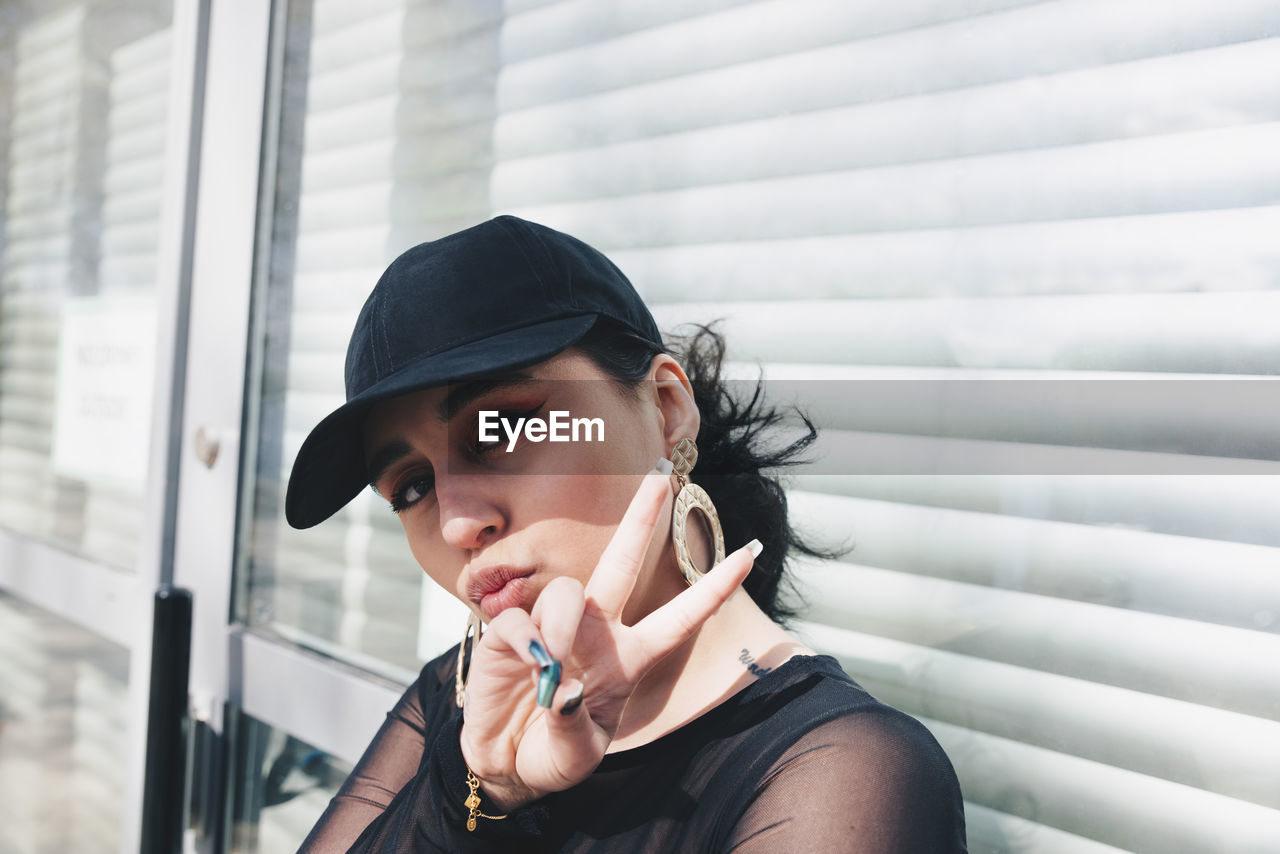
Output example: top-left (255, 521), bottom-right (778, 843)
top-left (573, 318), bottom-right (837, 624)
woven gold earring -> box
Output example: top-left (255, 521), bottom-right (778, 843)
top-left (669, 438), bottom-right (725, 585)
top-left (456, 611), bottom-right (482, 708)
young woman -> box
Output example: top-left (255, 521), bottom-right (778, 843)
top-left (288, 216), bottom-right (967, 852)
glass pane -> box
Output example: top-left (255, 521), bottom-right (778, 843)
top-left (0, 0), bottom-right (174, 571)
top-left (0, 591), bottom-right (130, 853)
top-left (239, 2), bottom-right (1280, 852)
top-left (228, 712), bottom-right (351, 854)
top-left (241, 0), bottom-right (479, 678)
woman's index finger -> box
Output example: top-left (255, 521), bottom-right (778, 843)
top-left (584, 464), bottom-right (672, 620)
top-left (628, 541), bottom-right (759, 667)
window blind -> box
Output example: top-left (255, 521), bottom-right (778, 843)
top-left (492, 2), bottom-right (1280, 851)
top-left (0, 7), bottom-right (101, 548)
top-left (256, 2), bottom-right (1280, 850)
top-left (0, 591), bottom-right (130, 852)
top-left (0, 6), bottom-right (171, 571)
top-left (259, 0), bottom-right (506, 675)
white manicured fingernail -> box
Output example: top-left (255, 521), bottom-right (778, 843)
top-left (746, 539), bottom-right (763, 558)
top-left (654, 457), bottom-right (673, 475)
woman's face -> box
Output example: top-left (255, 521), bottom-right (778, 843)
top-left (362, 350), bottom-right (699, 625)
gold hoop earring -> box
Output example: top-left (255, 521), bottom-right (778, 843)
top-left (669, 438), bottom-right (725, 586)
top-left (456, 611), bottom-right (482, 708)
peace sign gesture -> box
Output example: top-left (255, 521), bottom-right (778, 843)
top-left (457, 464), bottom-right (761, 812)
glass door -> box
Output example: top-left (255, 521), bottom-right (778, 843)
top-left (0, 0), bottom-right (204, 851)
top-left (170, 1), bottom-right (442, 850)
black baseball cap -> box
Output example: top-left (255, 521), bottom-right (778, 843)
top-left (284, 215), bottom-right (663, 529)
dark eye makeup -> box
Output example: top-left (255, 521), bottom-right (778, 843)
top-left (386, 401), bottom-right (546, 514)
top-left (388, 470), bottom-right (435, 514)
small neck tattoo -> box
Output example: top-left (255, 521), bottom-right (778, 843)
top-left (738, 648), bottom-right (772, 679)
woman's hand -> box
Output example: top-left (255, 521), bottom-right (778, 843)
top-left (457, 466), bottom-right (759, 811)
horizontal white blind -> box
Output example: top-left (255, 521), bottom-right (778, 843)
top-left (0, 7), bottom-right (99, 549)
top-left (489, 2), bottom-right (1280, 853)
top-left (255, 1), bottom-right (1280, 851)
top-left (0, 591), bottom-right (130, 852)
top-left (0, 7), bottom-right (170, 571)
top-left (81, 26), bottom-right (170, 569)
top-left (256, 0), bottom-right (507, 677)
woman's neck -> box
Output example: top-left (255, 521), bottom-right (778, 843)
top-left (608, 586), bottom-right (812, 752)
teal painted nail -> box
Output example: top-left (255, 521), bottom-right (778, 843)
top-left (529, 641), bottom-right (561, 707)
top-left (536, 659), bottom-right (561, 708)
top-left (528, 639), bottom-right (553, 667)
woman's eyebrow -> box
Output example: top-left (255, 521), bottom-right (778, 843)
top-left (365, 374), bottom-right (539, 489)
top-left (366, 439), bottom-right (412, 492)
top-left (436, 372), bottom-right (537, 422)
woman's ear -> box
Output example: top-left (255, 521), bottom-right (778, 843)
top-left (647, 354), bottom-right (700, 453)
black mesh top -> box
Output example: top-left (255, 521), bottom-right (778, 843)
top-left (298, 650), bottom-right (967, 853)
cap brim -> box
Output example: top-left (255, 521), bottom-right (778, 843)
top-left (284, 313), bottom-right (599, 528)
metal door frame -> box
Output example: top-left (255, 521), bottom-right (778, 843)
top-left (171, 0), bottom-right (399, 848)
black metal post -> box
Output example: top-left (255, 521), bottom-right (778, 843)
top-left (140, 586), bottom-right (193, 854)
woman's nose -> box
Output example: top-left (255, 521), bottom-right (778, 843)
top-left (435, 474), bottom-right (504, 551)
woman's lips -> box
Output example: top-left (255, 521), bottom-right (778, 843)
top-left (468, 566), bottom-right (535, 621)
top-left (479, 576), bottom-right (532, 621)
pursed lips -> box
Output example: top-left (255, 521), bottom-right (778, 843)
top-left (466, 565), bottom-right (535, 619)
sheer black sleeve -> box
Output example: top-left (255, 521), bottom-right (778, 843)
top-left (296, 673), bottom-right (431, 853)
top-left (724, 710), bottom-right (967, 853)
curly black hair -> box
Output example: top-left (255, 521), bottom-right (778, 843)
top-left (573, 318), bottom-right (835, 624)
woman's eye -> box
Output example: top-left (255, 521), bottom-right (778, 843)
top-left (389, 473), bottom-right (434, 513)
top-left (473, 429), bottom-right (503, 454)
